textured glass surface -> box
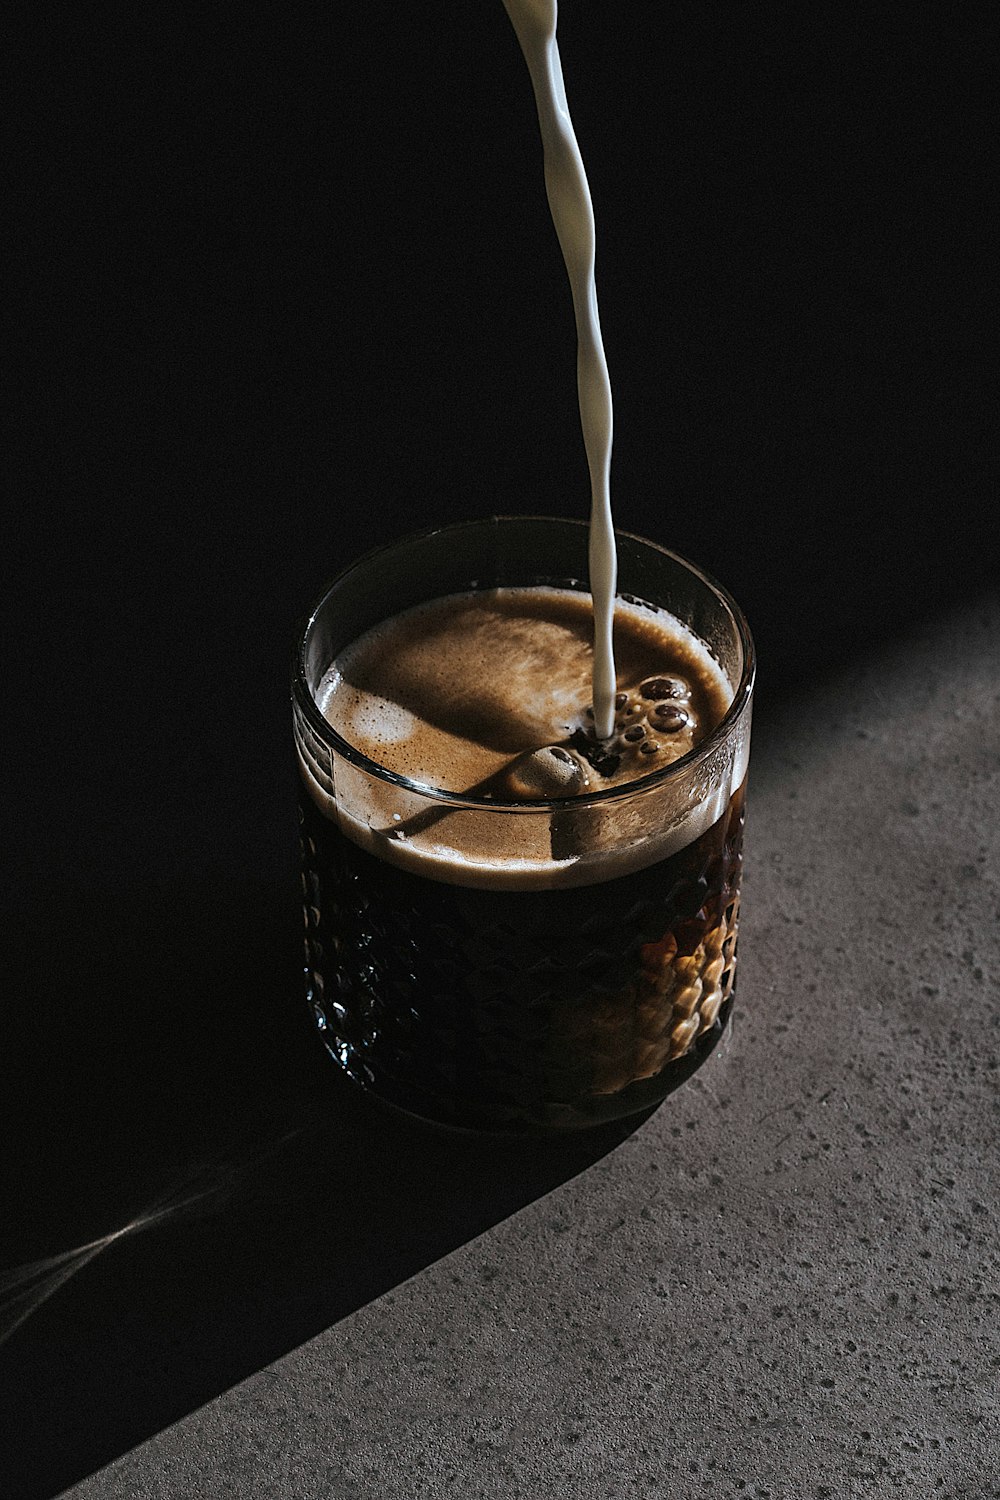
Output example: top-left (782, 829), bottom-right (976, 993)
top-left (300, 782), bottom-right (745, 1131)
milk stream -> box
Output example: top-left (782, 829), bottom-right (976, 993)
top-left (503, 0), bottom-right (618, 741)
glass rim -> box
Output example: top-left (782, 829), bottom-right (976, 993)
top-left (292, 515), bottom-right (756, 812)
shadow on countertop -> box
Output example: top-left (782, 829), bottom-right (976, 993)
top-left (1, 872), bottom-right (651, 1500)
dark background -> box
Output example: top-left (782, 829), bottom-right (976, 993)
top-left (3, 6), bottom-right (994, 1496)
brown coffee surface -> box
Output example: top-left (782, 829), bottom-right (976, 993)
top-left (318, 587), bottom-right (731, 799)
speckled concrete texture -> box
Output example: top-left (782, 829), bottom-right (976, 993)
top-left (63, 597), bottom-right (1000, 1499)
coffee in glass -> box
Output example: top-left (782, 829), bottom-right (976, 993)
top-left (292, 515), bottom-right (753, 1131)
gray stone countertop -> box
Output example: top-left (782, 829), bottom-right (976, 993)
top-left (62, 597), bottom-right (1000, 1500)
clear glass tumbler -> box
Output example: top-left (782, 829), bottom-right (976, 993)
top-left (292, 516), bottom-right (754, 1131)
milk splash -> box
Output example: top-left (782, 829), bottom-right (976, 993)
top-left (503, 0), bottom-right (618, 741)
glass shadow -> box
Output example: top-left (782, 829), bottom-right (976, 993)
top-left (0, 873), bottom-right (658, 1500)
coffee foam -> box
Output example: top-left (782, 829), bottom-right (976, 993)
top-left (298, 587), bottom-right (747, 891)
top-left (318, 588), bottom-right (614, 794)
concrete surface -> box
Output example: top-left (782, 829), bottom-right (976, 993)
top-left (61, 595), bottom-right (1000, 1499)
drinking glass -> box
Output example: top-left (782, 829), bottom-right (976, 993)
top-left (292, 516), bottom-right (754, 1131)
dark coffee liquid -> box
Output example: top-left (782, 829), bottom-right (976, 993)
top-left (300, 777), bottom-right (745, 1131)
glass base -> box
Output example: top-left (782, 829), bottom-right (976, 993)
top-left (313, 995), bottom-right (735, 1134)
